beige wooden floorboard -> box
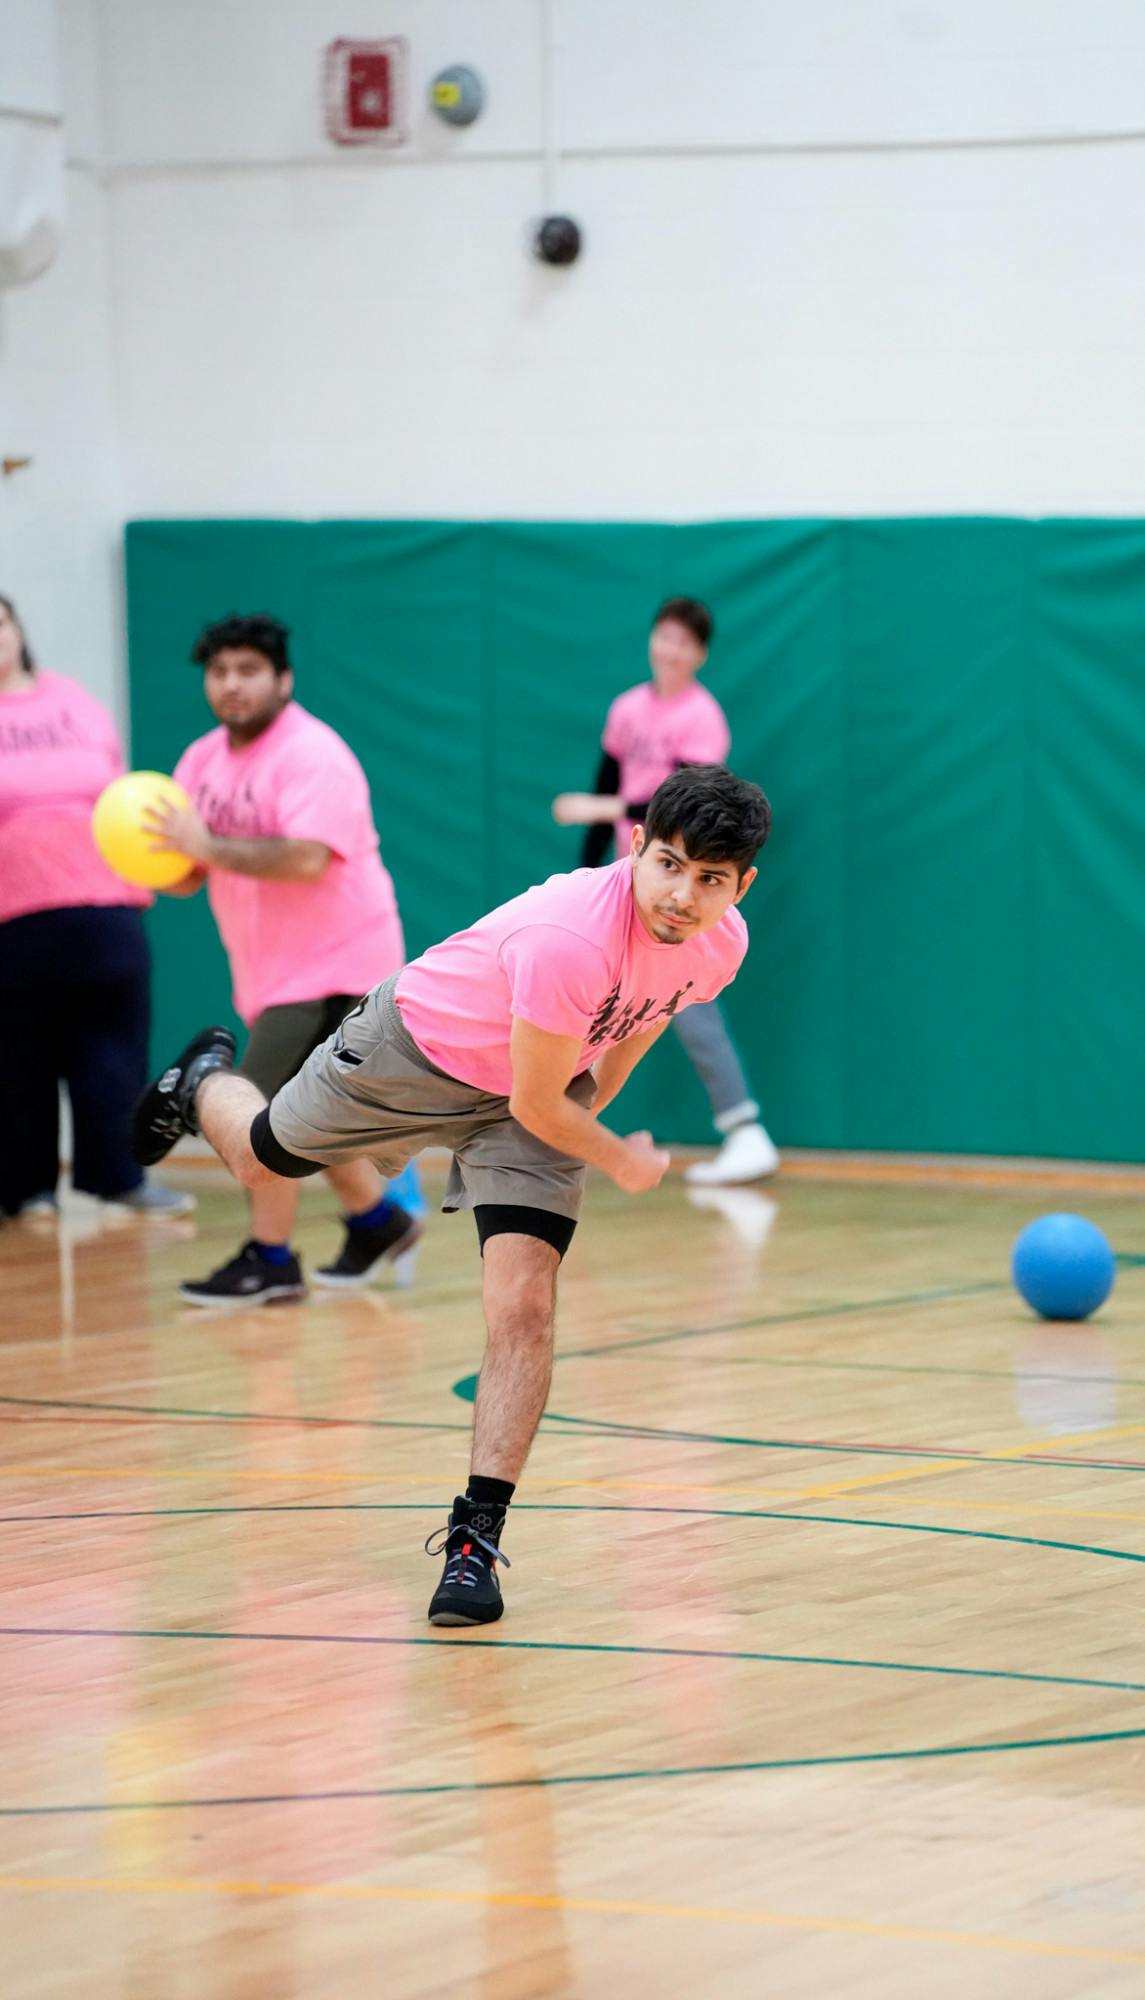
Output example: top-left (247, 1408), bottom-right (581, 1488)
top-left (1, 1163), bottom-right (1143, 1997)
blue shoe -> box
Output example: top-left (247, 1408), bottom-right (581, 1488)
top-left (388, 1161), bottom-right (427, 1217)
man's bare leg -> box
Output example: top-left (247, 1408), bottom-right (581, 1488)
top-left (326, 1158), bottom-right (389, 1214)
top-left (195, 1071), bottom-right (277, 1187)
top-left (426, 1231), bottom-right (561, 1626)
top-left (246, 1157), bottom-right (384, 1245)
top-left (471, 1233), bottom-right (561, 1482)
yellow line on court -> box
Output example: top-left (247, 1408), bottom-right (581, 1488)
top-left (0, 1875), bottom-right (1142, 1965)
top-left (1023, 1419), bottom-right (1145, 1454)
top-left (856, 1494), bottom-right (1145, 1528)
top-left (6, 1465), bottom-right (1145, 1532)
top-left (0, 1464), bottom-right (976, 1495)
top-left (737, 1416), bottom-right (1145, 1510)
top-left (0, 1465), bottom-right (976, 1498)
top-left (775, 1461), bottom-right (972, 1500)
top-left (6, 1408), bottom-right (1145, 1508)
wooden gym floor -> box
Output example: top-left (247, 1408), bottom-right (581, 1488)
top-left (2, 1155), bottom-right (1145, 1998)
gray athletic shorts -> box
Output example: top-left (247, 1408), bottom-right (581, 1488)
top-left (257, 974), bottom-right (595, 1221)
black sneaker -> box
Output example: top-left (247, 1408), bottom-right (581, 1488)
top-left (179, 1241), bottom-right (307, 1309)
top-left (425, 1495), bottom-right (510, 1626)
top-left (312, 1205), bottom-right (424, 1290)
top-left (133, 1027), bottom-right (237, 1166)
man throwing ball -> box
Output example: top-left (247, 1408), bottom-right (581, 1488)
top-left (133, 764), bottom-right (771, 1625)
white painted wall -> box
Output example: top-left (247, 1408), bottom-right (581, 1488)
top-left (7, 0), bottom-right (1145, 715)
top-left (0, 0), bottom-right (123, 718)
top-left (95, 0), bottom-right (1145, 522)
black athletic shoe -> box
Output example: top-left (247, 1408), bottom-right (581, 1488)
top-left (179, 1240), bottom-right (307, 1309)
top-left (133, 1026), bottom-right (237, 1166)
top-left (312, 1205), bottom-right (424, 1290)
top-left (426, 1496), bottom-right (510, 1626)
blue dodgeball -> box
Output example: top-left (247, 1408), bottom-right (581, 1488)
top-left (1011, 1213), bottom-right (1115, 1322)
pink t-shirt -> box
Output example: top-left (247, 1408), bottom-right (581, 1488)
top-left (603, 679), bottom-right (732, 853)
top-left (174, 701), bottom-right (404, 1024)
top-left (0, 671), bottom-right (150, 926)
top-left (396, 856), bottom-right (747, 1096)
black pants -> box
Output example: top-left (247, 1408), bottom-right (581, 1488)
top-left (0, 906), bottom-right (151, 1213)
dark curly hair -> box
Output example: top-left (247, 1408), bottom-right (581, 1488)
top-left (643, 764), bottom-right (771, 878)
top-left (191, 614), bottom-right (291, 675)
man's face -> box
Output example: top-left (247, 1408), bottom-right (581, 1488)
top-left (648, 617), bottom-right (707, 695)
top-left (630, 828), bottom-right (756, 945)
top-left (203, 648), bottom-right (291, 740)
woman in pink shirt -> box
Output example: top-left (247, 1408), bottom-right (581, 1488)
top-left (0, 595), bottom-right (190, 1219)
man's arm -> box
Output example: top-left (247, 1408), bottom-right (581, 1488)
top-left (553, 750), bottom-right (627, 867)
top-left (508, 1017), bottom-right (669, 1195)
top-left (144, 796), bottom-right (332, 882)
top-left (591, 1019), bottom-right (670, 1114)
top-left (551, 792), bottom-right (624, 828)
top-left (191, 836), bottom-right (331, 881)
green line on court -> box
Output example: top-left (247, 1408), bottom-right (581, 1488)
top-left (3, 1620), bottom-right (1144, 1695)
top-left (3, 1724), bottom-right (1145, 1814)
top-left (450, 1383), bottom-right (1145, 1474)
top-left (6, 1501), bottom-right (1145, 1569)
top-left (645, 1353), bottom-right (1145, 1388)
top-left (554, 1282), bottom-right (1007, 1363)
top-left (0, 1394), bottom-right (470, 1433)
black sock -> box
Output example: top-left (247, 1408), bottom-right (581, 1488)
top-left (467, 1474), bottom-right (515, 1512)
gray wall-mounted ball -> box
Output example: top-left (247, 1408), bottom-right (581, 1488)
top-left (429, 65), bottom-right (485, 126)
top-left (534, 215), bottom-right (582, 266)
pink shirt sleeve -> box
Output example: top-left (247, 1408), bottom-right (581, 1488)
top-left (273, 746), bottom-right (364, 858)
top-left (498, 925), bottom-right (611, 1040)
top-left (680, 699), bottom-right (731, 765)
top-left (694, 921), bottom-right (748, 1004)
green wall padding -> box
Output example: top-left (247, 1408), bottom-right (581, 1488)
top-left (126, 517), bottom-right (1145, 1162)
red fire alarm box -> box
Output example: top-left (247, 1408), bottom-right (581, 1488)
top-left (324, 38), bottom-right (408, 146)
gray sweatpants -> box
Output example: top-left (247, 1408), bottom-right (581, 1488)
top-left (672, 998), bottom-right (759, 1133)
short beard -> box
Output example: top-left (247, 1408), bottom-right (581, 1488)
top-left (224, 707), bottom-right (282, 747)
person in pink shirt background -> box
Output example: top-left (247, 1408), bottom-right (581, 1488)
top-left (132, 763), bottom-right (772, 1625)
top-left (553, 596), bottom-right (780, 1188)
top-left (145, 613), bottom-right (421, 1305)
top-left (0, 593), bottom-right (191, 1220)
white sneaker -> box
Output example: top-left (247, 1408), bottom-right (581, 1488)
top-left (684, 1122), bottom-right (779, 1186)
top-left (108, 1182), bottom-right (197, 1217)
top-left (16, 1192), bottom-right (58, 1218)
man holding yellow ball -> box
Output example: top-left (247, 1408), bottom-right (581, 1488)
top-left (143, 613), bottom-right (421, 1305)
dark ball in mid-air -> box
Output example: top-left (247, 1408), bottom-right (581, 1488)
top-left (534, 215), bottom-right (582, 266)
